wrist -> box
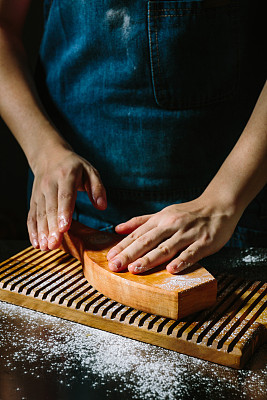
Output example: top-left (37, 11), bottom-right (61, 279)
top-left (199, 184), bottom-right (244, 222)
top-left (28, 132), bottom-right (73, 174)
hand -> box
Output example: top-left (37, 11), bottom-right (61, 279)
top-left (27, 147), bottom-right (107, 251)
top-left (107, 196), bottom-right (240, 274)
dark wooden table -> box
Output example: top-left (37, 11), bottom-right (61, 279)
top-left (0, 241), bottom-right (266, 400)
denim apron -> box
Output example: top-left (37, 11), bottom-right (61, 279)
top-left (34, 0), bottom-right (267, 247)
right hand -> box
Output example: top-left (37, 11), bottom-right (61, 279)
top-left (27, 147), bottom-right (107, 251)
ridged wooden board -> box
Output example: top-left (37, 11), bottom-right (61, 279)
top-left (0, 246), bottom-right (266, 369)
top-left (60, 221), bottom-right (217, 320)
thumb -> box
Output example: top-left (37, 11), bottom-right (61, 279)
top-left (83, 167), bottom-right (107, 210)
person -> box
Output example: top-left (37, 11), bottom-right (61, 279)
top-left (0, 0), bottom-right (266, 276)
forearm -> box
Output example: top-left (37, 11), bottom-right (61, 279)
top-left (0, 23), bottom-right (70, 171)
top-left (203, 81), bottom-right (267, 216)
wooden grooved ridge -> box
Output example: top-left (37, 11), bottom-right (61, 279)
top-left (0, 247), bottom-right (266, 369)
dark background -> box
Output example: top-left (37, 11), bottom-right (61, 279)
top-left (0, 2), bottom-right (43, 239)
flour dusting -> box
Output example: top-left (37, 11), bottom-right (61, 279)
top-left (155, 276), bottom-right (203, 291)
top-left (0, 301), bottom-right (266, 400)
top-left (242, 253), bottom-right (265, 263)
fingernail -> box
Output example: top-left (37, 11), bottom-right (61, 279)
top-left (129, 261), bottom-right (144, 273)
top-left (107, 249), bottom-right (118, 261)
top-left (109, 259), bottom-right (122, 271)
top-left (48, 232), bottom-right (58, 245)
top-left (32, 239), bottom-right (39, 248)
top-left (173, 261), bottom-right (190, 273)
top-left (40, 237), bottom-right (47, 250)
top-left (96, 197), bottom-right (106, 209)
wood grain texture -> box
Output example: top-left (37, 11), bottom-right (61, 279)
top-left (0, 246), bottom-right (266, 369)
top-left (60, 221), bottom-right (217, 319)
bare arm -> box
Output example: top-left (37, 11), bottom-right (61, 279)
top-left (0, 0), bottom-right (107, 250)
top-left (203, 81), bottom-right (267, 214)
top-left (108, 82), bottom-right (267, 274)
top-left (0, 0), bottom-right (66, 166)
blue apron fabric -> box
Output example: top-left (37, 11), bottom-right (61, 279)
top-left (33, 0), bottom-right (267, 247)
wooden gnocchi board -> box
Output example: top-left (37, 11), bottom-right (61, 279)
top-left (0, 234), bottom-right (266, 368)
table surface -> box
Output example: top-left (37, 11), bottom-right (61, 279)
top-left (0, 240), bottom-right (266, 400)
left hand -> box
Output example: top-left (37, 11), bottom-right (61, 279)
top-left (107, 196), bottom-right (240, 274)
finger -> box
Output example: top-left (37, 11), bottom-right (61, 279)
top-left (57, 174), bottom-right (77, 233)
top-left (127, 233), bottom-right (193, 274)
top-left (115, 215), bottom-right (152, 234)
top-left (36, 195), bottom-right (49, 251)
top-left (84, 167), bottom-right (107, 210)
top-left (45, 185), bottom-right (62, 250)
top-left (166, 240), bottom-right (208, 274)
top-left (107, 219), bottom-right (154, 262)
top-left (108, 227), bottom-right (172, 272)
top-left (27, 203), bottom-right (39, 249)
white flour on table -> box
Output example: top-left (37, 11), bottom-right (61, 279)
top-left (0, 301), bottom-right (266, 400)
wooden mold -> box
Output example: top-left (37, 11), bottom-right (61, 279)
top-left (0, 244), bottom-right (266, 368)
top-left (60, 221), bottom-right (217, 320)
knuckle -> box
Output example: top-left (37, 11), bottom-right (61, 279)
top-left (37, 211), bottom-right (47, 220)
top-left (201, 232), bottom-right (212, 247)
top-left (158, 244), bottom-right (171, 256)
top-left (136, 235), bottom-right (152, 247)
top-left (46, 207), bottom-right (58, 216)
top-left (59, 192), bottom-right (73, 201)
top-left (27, 214), bottom-right (36, 226)
top-left (129, 231), bottom-right (139, 241)
top-left (185, 249), bottom-right (196, 260)
top-left (58, 165), bottom-right (79, 181)
top-left (58, 167), bottom-right (68, 179)
top-left (29, 194), bottom-right (37, 204)
top-left (43, 175), bottom-right (52, 187)
top-left (166, 215), bottom-right (179, 226)
top-left (160, 215), bottom-right (181, 230)
top-left (30, 200), bottom-right (37, 209)
top-left (120, 252), bottom-right (131, 265)
top-left (139, 255), bottom-right (150, 266)
top-left (113, 245), bottom-right (122, 254)
top-left (131, 216), bottom-right (140, 224)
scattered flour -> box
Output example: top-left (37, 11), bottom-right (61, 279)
top-left (242, 253), bottom-right (265, 263)
top-left (0, 301), bottom-right (266, 400)
top-left (154, 276), bottom-right (203, 291)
